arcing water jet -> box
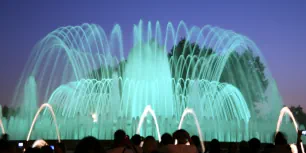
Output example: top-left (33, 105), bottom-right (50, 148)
top-left (2, 20), bottom-right (289, 142)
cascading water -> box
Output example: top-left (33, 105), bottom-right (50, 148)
top-left (2, 20), bottom-right (298, 143)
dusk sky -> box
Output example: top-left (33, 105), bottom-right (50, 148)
top-left (0, 0), bottom-right (305, 108)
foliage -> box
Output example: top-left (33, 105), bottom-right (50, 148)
top-left (90, 38), bottom-right (269, 112)
top-left (88, 60), bottom-right (126, 80)
top-left (1, 105), bottom-right (19, 118)
top-left (168, 38), bottom-right (215, 85)
top-left (289, 105), bottom-right (306, 126)
top-left (168, 38), bottom-right (269, 112)
top-left (220, 50), bottom-right (269, 112)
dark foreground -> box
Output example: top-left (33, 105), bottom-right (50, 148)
top-left (1, 129), bottom-right (304, 153)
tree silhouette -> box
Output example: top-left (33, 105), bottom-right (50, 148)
top-left (1, 105), bottom-right (19, 118)
top-left (90, 38), bottom-right (269, 113)
top-left (168, 38), bottom-right (215, 85)
top-left (2, 106), bottom-right (9, 118)
top-left (220, 50), bottom-right (269, 113)
top-left (169, 38), bottom-right (269, 112)
top-left (290, 105), bottom-right (306, 126)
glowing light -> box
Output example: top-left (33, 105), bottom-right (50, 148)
top-left (32, 139), bottom-right (48, 148)
top-left (290, 144), bottom-right (298, 153)
top-left (27, 103), bottom-right (61, 143)
top-left (276, 107), bottom-right (304, 153)
top-left (136, 105), bottom-right (161, 141)
top-left (92, 113), bottom-right (98, 123)
top-left (178, 108), bottom-right (205, 153)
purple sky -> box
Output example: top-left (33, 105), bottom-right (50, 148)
top-left (0, 0), bottom-right (305, 108)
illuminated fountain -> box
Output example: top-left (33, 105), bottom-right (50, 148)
top-left (0, 120), bottom-right (5, 134)
top-left (178, 108), bottom-right (205, 152)
top-left (276, 107), bottom-right (305, 153)
top-left (26, 103), bottom-right (60, 142)
top-left (0, 106), bottom-right (5, 134)
top-left (1, 20), bottom-right (300, 145)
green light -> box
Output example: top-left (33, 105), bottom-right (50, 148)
top-left (4, 20), bottom-right (294, 143)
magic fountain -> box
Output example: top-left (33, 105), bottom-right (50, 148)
top-left (1, 21), bottom-right (303, 148)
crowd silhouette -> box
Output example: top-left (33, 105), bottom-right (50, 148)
top-left (0, 130), bottom-right (304, 153)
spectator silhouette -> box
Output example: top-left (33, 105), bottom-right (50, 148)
top-left (272, 132), bottom-right (291, 153)
top-left (173, 129), bottom-right (190, 145)
top-left (0, 134), bottom-right (16, 153)
top-left (0, 140), bottom-right (11, 153)
top-left (261, 144), bottom-right (274, 153)
top-left (160, 133), bottom-right (173, 146)
top-left (131, 134), bottom-right (143, 153)
top-left (107, 129), bottom-right (133, 153)
top-left (13, 129), bottom-right (304, 153)
top-left (54, 142), bottom-right (66, 153)
top-left (239, 141), bottom-right (249, 153)
top-left (191, 135), bottom-right (202, 153)
top-left (1, 134), bottom-right (8, 141)
top-left (131, 134), bottom-right (142, 146)
top-left (208, 139), bottom-right (220, 153)
top-left (228, 143), bottom-right (238, 153)
top-left (24, 147), bottom-right (40, 153)
top-left (248, 138), bottom-right (260, 153)
top-left (167, 129), bottom-right (197, 153)
top-left (158, 133), bottom-right (173, 153)
top-left (143, 136), bottom-right (158, 153)
top-left (74, 136), bottom-right (105, 153)
top-left (41, 145), bottom-right (54, 153)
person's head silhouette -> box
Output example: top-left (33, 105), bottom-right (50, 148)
top-left (131, 134), bottom-right (141, 146)
top-left (74, 136), bottom-right (104, 153)
top-left (248, 138), bottom-right (261, 153)
top-left (41, 145), bottom-right (53, 153)
top-left (173, 129), bottom-right (189, 144)
top-left (114, 129), bottom-right (127, 146)
top-left (275, 132), bottom-right (288, 145)
top-left (210, 139), bottom-right (220, 153)
top-left (161, 133), bottom-right (173, 145)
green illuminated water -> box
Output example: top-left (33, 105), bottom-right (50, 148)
top-left (1, 20), bottom-right (300, 142)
